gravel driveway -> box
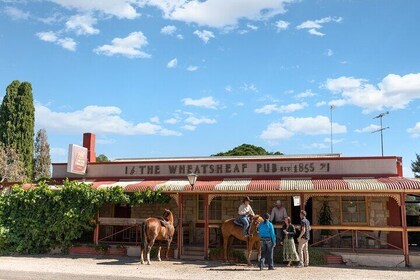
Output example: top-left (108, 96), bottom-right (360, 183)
top-left (0, 256), bottom-right (419, 280)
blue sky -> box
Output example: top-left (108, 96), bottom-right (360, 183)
top-left (0, 0), bottom-right (419, 177)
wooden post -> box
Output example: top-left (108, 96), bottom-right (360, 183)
top-left (204, 194), bottom-right (209, 259)
top-left (177, 193), bottom-right (183, 259)
top-left (300, 193), bottom-right (305, 211)
top-left (400, 193), bottom-right (410, 267)
top-left (93, 212), bottom-right (99, 245)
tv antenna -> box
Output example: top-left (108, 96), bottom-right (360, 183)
top-left (372, 111), bottom-right (389, 156)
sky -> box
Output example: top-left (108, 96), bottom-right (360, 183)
top-left (0, 0), bottom-right (419, 177)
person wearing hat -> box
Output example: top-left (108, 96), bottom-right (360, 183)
top-left (238, 196), bottom-right (255, 237)
top-left (270, 200), bottom-right (288, 243)
top-left (258, 213), bottom-right (276, 270)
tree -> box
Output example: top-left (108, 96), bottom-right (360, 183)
top-left (96, 154), bottom-right (110, 162)
top-left (412, 154), bottom-right (420, 178)
top-left (33, 128), bottom-right (51, 180)
top-left (0, 81), bottom-right (35, 178)
top-left (212, 144), bottom-right (283, 156)
top-left (0, 144), bottom-right (26, 182)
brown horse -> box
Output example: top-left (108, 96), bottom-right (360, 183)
top-left (222, 215), bottom-right (263, 266)
top-left (140, 209), bottom-right (175, 265)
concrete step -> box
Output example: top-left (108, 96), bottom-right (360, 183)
top-left (183, 250), bottom-right (204, 256)
top-left (181, 254), bottom-right (205, 260)
top-left (183, 246), bottom-right (204, 252)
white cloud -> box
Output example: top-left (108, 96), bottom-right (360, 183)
top-left (35, 103), bottom-right (181, 136)
top-left (164, 118), bottom-right (178, 124)
top-left (247, 23), bottom-right (258, 30)
top-left (36, 31), bottom-right (58, 42)
top-left (355, 124), bottom-right (381, 133)
top-left (186, 65), bottom-right (198, 72)
top-left (407, 122), bottom-right (420, 138)
top-left (4, 6), bottom-right (30, 20)
top-left (150, 116), bottom-right (160, 123)
top-left (161, 25), bottom-right (177, 35)
top-left (66, 14), bottom-right (100, 35)
top-left (255, 102), bottom-right (308, 114)
top-left (193, 30), bottom-right (215, 43)
top-left (185, 116), bottom-right (217, 125)
top-left (49, 0), bottom-right (140, 19)
top-left (316, 101), bottom-right (327, 107)
top-left (235, 102), bottom-right (245, 106)
top-left (36, 31), bottom-right (77, 51)
top-left (304, 143), bottom-right (329, 149)
top-left (241, 83), bottom-right (258, 92)
top-left (325, 73), bottom-right (420, 113)
top-left (295, 90), bottom-right (315, 99)
top-left (94, 31), bottom-right (150, 58)
top-left (176, 34), bottom-right (184, 39)
top-left (145, 0), bottom-right (292, 29)
top-left (96, 137), bottom-right (116, 144)
top-left (297, 16), bottom-right (342, 36)
top-left (225, 85), bottom-right (232, 92)
top-left (261, 115), bottom-right (347, 140)
top-left (182, 125), bottom-right (196, 131)
top-left (182, 96), bottom-right (218, 109)
top-left (325, 49), bottom-right (334, 56)
top-left (275, 20), bottom-right (289, 31)
top-left (167, 58), bottom-right (178, 68)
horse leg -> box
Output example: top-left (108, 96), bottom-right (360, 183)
top-left (257, 240), bottom-right (262, 262)
top-left (157, 242), bottom-right (162, 262)
top-left (165, 239), bottom-right (171, 260)
top-left (223, 234), bottom-right (230, 263)
top-left (140, 244), bottom-right (144, 264)
top-left (247, 240), bottom-right (253, 266)
top-left (147, 238), bottom-right (156, 265)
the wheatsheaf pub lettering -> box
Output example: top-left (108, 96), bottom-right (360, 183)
top-left (124, 162), bottom-right (330, 176)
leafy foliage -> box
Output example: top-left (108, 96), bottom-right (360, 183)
top-left (318, 200), bottom-right (333, 236)
top-left (212, 144), bottom-right (283, 156)
top-left (33, 128), bottom-right (51, 180)
top-left (0, 80), bottom-right (35, 178)
top-left (0, 144), bottom-right (27, 182)
top-left (411, 154), bottom-right (420, 178)
top-left (96, 154), bottom-right (110, 162)
top-left (273, 246), bottom-right (328, 265)
top-left (0, 180), bottom-right (170, 255)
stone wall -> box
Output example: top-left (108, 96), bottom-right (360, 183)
top-left (131, 198), bottom-right (178, 220)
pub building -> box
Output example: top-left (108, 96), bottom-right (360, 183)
top-left (51, 133), bottom-right (420, 267)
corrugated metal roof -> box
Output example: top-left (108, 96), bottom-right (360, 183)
top-left (280, 179), bottom-right (314, 191)
top-left (214, 179), bottom-right (252, 191)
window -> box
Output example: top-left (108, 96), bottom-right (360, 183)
top-left (198, 196), bottom-right (222, 221)
top-left (341, 196), bottom-right (367, 224)
top-left (250, 197), bottom-right (268, 216)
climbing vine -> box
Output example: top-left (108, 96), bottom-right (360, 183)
top-left (0, 180), bottom-right (170, 255)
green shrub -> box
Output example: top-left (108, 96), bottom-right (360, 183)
top-left (0, 180), bottom-right (171, 255)
top-left (273, 245), bottom-right (328, 265)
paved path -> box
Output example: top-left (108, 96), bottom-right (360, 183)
top-left (0, 256), bottom-right (419, 280)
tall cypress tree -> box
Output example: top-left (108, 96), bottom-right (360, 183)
top-left (33, 128), bottom-right (51, 180)
top-left (412, 154), bottom-right (420, 178)
top-left (0, 80), bottom-right (35, 179)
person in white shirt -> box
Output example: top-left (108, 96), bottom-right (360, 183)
top-left (238, 196), bottom-right (255, 236)
top-left (270, 200), bottom-right (288, 243)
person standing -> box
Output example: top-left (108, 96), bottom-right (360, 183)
top-left (282, 217), bottom-right (300, 267)
top-left (258, 213), bottom-right (276, 270)
top-left (297, 210), bottom-right (311, 267)
top-left (270, 200), bottom-right (288, 243)
top-left (238, 196), bottom-right (255, 237)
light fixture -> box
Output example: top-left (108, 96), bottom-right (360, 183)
top-left (187, 173), bottom-right (198, 188)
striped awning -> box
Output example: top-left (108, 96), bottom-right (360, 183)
top-left (87, 177), bottom-right (420, 192)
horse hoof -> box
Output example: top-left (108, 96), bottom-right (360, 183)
top-left (140, 261), bottom-right (144, 265)
top-left (158, 259), bottom-right (162, 262)
top-left (147, 262), bottom-right (151, 265)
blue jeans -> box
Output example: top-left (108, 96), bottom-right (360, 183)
top-left (239, 215), bottom-right (249, 236)
top-left (260, 239), bottom-right (274, 269)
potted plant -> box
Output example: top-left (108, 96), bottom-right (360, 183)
top-left (318, 199), bottom-right (333, 245)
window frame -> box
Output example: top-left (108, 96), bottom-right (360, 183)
top-left (340, 196), bottom-right (368, 225)
top-left (197, 196), bottom-right (223, 223)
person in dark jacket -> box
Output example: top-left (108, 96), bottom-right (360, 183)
top-left (282, 217), bottom-right (300, 266)
top-left (258, 213), bottom-right (276, 270)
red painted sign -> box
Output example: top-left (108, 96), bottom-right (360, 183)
top-left (67, 144), bottom-right (88, 175)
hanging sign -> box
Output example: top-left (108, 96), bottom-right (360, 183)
top-left (293, 196), bottom-right (301, 206)
top-left (67, 144), bottom-right (88, 175)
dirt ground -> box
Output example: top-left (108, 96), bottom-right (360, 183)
top-left (0, 256), bottom-right (419, 280)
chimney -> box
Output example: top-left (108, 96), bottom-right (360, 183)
top-left (83, 133), bottom-right (96, 163)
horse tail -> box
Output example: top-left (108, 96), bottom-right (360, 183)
top-left (142, 222), bottom-right (148, 251)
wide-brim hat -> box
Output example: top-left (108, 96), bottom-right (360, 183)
top-left (275, 200), bottom-right (282, 206)
top-left (243, 196), bottom-right (253, 202)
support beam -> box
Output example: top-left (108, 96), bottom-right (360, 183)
top-left (300, 193), bottom-right (305, 211)
top-left (400, 193), bottom-right (409, 267)
top-left (177, 193), bottom-right (183, 259)
top-left (93, 212), bottom-right (99, 245)
top-left (204, 194), bottom-right (209, 259)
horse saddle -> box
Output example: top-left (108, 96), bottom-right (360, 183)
top-left (233, 216), bottom-right (249, 228)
